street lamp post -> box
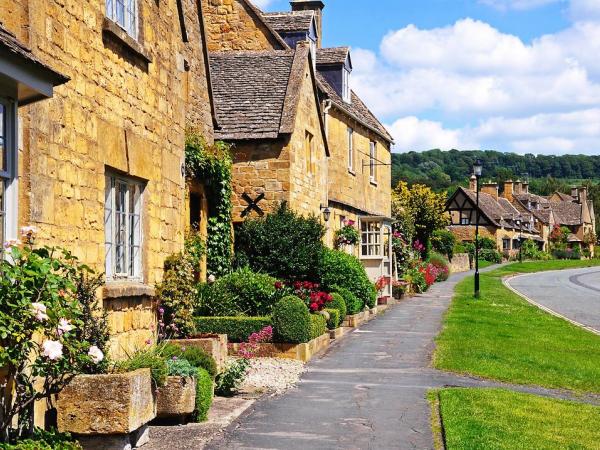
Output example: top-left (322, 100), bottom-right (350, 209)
top-left (473, 159), bottom-right (483, 298)
top-left (518, 216), bottom-right (523, 263)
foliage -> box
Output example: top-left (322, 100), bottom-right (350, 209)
top-left (435, 260), bottom-right (600, 392)
top-left (0, 429), bottom-right (81, 450)
top-left (237, 326), bottom-right (273, 359)
top-left (549, 225), bottom-right (571, 244)
top-left (157, 253), bottom-right (197, 339)
top-left (392, 231), bottom-right (414, 269)
top-left (334, 219), bottom-right (360, 249)
top-left (272, 296), bottom-right (312, 344)
top-left (431, 230), bottom-right (456, 261)
top-left (428, 253), bottom-right (450, 281)
top-left (274, 281), bottom-right (333, 312)
top-left (161, 344), bottom-right (218, 379)
top-left (0, 238), bottom-right (101, 440)
top-left (194, 317), bottom-right (272, 343)
top-left (403, 267), bottom-right (428, 293)
top-left (197, 268), bottom-right (280, 317)
top-left (185, 131), bottom-right (233, 277)
top-left (184, 227), bottom-right (206, 271)
top-left (74, 273), bottom-right (110, 375)
top-left (479, 249), bottom-right (503, 263)
top-left (438, 388), bottom-right (600, 450)
top-left (318, 248), bottom-right (376, 310)
top-left (114, 345), bottom-right (169, 388)
top-left (310, 314), bottom-right (328, 339)
top-left (521, 240), bottom-right (551, 261)
top-left (234, 203), bottom-right (326, 281)
top-left (552, 246), bottom-right (582, 260)
top-left (166, 358), bottom-right (197, 378)
top-left (331, 285), bottom-right (363, 315)
top-left (215, 358), bottom-right (250, 397)
top-left (328, 293), bottom-right (347, 322)
top-left (194, 368), bottom-right (214, 421)
top-left (323, 309), bottom-right (340, 330)
top-left (392, 181), bottom-right (449, 258)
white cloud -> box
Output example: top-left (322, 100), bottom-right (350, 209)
top-left (570, 0), bottom-right (600, 21)
top-left (351, 10), bottom-right (600, 155)
top-left (479, 0), bottom-right (563, 11)
top-left (251, 0), bottom-right (273, 9)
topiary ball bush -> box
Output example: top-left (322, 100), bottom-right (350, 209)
top-left (272, 296), bottom-right (312, 344)
top-left (319, 248), bottom-right (376, 309)
top-left (162, 344), bottom-right (218, 379)
top-left (323, 308), bottom-right (340, 330)
top-left (332, 285), bottom-right (363, 315)
top-left (310, 314), bottom-right (327, 339)
top-left (194, 367), bottom-right (214, 422)
top-left (329, 292), bottom-right (347, 322)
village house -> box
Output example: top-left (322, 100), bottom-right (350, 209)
top-left (202, 0), bottom-right (394, 289)
top-left (0, 0), bottom-right (216, 364)
top-left (446, 178), bottom-right (596, 257)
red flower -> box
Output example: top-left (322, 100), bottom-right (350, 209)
top-left (309, 303), bottom-right (319, 312)
top-left (294, 281), bottom-right (302, 290)
top-left (274, 281), bottom-right (283, 289)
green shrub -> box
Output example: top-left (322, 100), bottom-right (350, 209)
top-left (166, 358), bottom-right (197, 377)
top-left (215, 358), bottom-right (249, 397)
top-left (115, 346), bottom-right (169, 388)
top-left (272, 296), bottom-right (312, 344)
top-left (194, 368), bottom-right (214, 422)
top-left (194, 317), bottom-right (272, 343)
top-left (324, 308), bottom-right (340, 330)
top-left (332, 285), bottom-right (363, 315)
top-left (181, 347), bottom-right (217, 379)
top-left (310, 314), bottom-right (327, 339)
top-left (0, 429), bottom-right (82, 450)
top-left (431, 229), bottom-right (456, 260)
top-left (319, 248), bottom-right (376, 308)
top-left (197, 267), bottom-right (280, 317)
top-left (480, 249), bottom-right (502, 263)
top-left (521, 239), bottom-right (551, 261)
top-left (403, 267), bottom-right (428, 293)
top-left (234, 203), bottom-right (326, 281)
top-left (328, 293), bottom-right (347, 322)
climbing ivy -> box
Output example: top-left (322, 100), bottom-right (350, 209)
top-left (185, 131), bottom-right (233, 277)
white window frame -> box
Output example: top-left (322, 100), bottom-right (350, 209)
top-left (0, 98), bottom-right (18, 251)
top-left (342, 67), bottom-right (351, 103)
top-left (360, 219), bottom-right (382, 258)
top-left (106, 0), bottom-right (139, 40)
top-left (347, 127), bottom-right (354, 172)
top-left (369, 141), bottom-right (377, 183)
top-left (105, 173), bottom-right (144, 282)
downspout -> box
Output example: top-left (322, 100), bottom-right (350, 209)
top-left (323, 99), bottom-right (333, 243)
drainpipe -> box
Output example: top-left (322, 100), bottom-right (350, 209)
top-left (323, 99), bottom-right (333, 137)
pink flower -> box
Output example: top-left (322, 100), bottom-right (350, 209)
top-left (20, 226), bottom-right (37, 237)
top-left (3, 239), bottom-right (22, 249)
top-left (42, 340), bottom-right (63, 360)
top-left (57, 318), bottom-right (74, 336)
top-left (145, 338), bottom-right (153, 345)
top-left (31, 303), bottom-right (49, 322)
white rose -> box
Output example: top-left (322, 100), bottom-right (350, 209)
top-left (57, 318), bottom-right (74, 335)
top-left (88, 346), bottom-right (104, 364)
top-left (42, 340), bottom-right (63, 361)
top-left (207, 274), bottom-right (216, 284)
top-left (31, 303), bottom-right (49, 322)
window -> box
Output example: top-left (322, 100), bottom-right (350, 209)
top-left (304, 131), bottom-right (314, 174)
top-left (347, 127), bottom-right (354, 172)
top-left (361, 220), bottom-right (381, 257)
top-left (342, 67), bottom-right (351, 103)
top-left (106, 0), bottom-right (138, 39)
top-left (105, 174), bottom-right (144, 281)
top-left (460, 212), bottom-right (470, 225)
top-left (502, 238), bottom-right (511, 251)
top-left (0, 99), bottom-right (16, 252)
top-left (369, 141), bottom-right (377, 183)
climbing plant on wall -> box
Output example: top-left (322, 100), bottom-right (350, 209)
top-left (185, 131), bottom-right (233, 277)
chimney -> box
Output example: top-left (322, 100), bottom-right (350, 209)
top-left (577, 187), bottom-right (588, 205)
top-left (481, 182), bottom-right (499, 200)
top-left (291, 0), bottom-right (325, 48)
top-left (522, 181), bottom-right (529, 194)
top-left (503, 180), bottom-right (514, 201)
top-left (571, 187), bottom-right (579, 200)
top-left (514, 180), bottom-right (522, 195)
top-left (469, 175), bottom-right (477, 192)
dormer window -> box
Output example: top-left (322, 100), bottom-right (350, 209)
top-left (342, 67), bottom-right (351, 103)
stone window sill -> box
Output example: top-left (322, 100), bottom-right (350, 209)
top-left (103, 282), bottom-right (155, 299)
top-left (102, 18), bottom-right (152, 64)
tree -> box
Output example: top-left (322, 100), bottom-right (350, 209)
top-left (392, 181), bottom-right (449, 257)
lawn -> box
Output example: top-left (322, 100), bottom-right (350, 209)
top-left (435, 259), bottom-right (600, 392)
top-left (436, 388), bottom-right (600, 450)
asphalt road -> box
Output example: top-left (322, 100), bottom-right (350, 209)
top-left (507, 266), bottom-right (600, 333)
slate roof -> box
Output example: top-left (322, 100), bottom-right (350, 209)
top-left (0, 22), bottom-right (68, 84)
top-left (263, 10), bottom-right (314, 33)
top-left (552, 192), bottom-right (575, 202)
top-left (210, 50), bottom-right (296, 140)
top-left (316, 72), bottom-right (393, 143)
top-left (316, 47), bottom-right (350, 66)
top-left (550, 201), bottom-right (583, 226)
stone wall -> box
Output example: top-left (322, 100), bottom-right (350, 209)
top-left (1, 0), bottom-right (213, 358)
top-left (201, 0), bottom-right (285, 51)
top-left (449, 253), bottom-right (471, 273)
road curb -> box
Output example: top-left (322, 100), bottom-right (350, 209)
top-left (503, 273), bottom-right (600, 336)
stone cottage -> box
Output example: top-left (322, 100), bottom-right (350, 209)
top-left (0, 0), bottom-right (215, 362)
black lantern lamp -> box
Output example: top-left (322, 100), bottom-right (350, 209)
top-left (320, 204), bottom-right (331, 222)
top-left (473, 159), bottom-right (483, 298)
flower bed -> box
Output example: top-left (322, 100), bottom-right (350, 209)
top-left (194, 317), bottom-right (272, 343)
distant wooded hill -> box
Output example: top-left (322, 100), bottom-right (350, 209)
top-left (391, 149), bottom-right (600, 191)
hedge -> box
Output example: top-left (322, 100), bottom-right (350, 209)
top-left (194, 368), bottom-right (213, 422)
top-left (310, 314), bottom-right (327, 340)
top-left (194, 316), bottom-right (272, 343)
top-left (324, 308), bottom-right (340, 330)
top-left (332, 285), bottom-right (363, 315)
top-left (329, 293), bottom-right (347, 322)
top-left (272, 296), bottom-right (312, 344)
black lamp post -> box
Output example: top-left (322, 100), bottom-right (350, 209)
top-left (517, 215), bottom-right (523, 263)
top-left (473, 159), bottom-right (483, 298)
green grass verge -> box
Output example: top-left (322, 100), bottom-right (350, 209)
top-left (438, 388), bottom-right (600, 450)
top-left (435, 259), bottom-right (600, 392)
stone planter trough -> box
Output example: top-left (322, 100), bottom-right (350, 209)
top-left (228, 333), bottom-right (330, 363)
top-left (155, 376), bottom-right (196, 421)
top-left (169, 334), bottom-right (228, 372)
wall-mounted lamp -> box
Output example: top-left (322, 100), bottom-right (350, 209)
top-left (320, 204), bottom-right (331, 222)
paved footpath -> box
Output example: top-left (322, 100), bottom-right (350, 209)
top-left (207, 266), bottom-right (600, 450)
top-left (507, 266), bottom-right (600, 333)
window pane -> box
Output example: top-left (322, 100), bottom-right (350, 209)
top-left (116, 0), bottom-right (125, 27)
top-left (0, 180), bottom-right (4, 248)
top-left (106, 0), bottom-right (114, 20)
top-left (126, 0), bottom-right (136, 37)
top-left (115, 181), bottom-right (127, 274)
top-left (0, 104), bottom-right (5, 172)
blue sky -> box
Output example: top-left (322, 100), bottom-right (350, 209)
top-left (260, 0), bottom-right (600, 155)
